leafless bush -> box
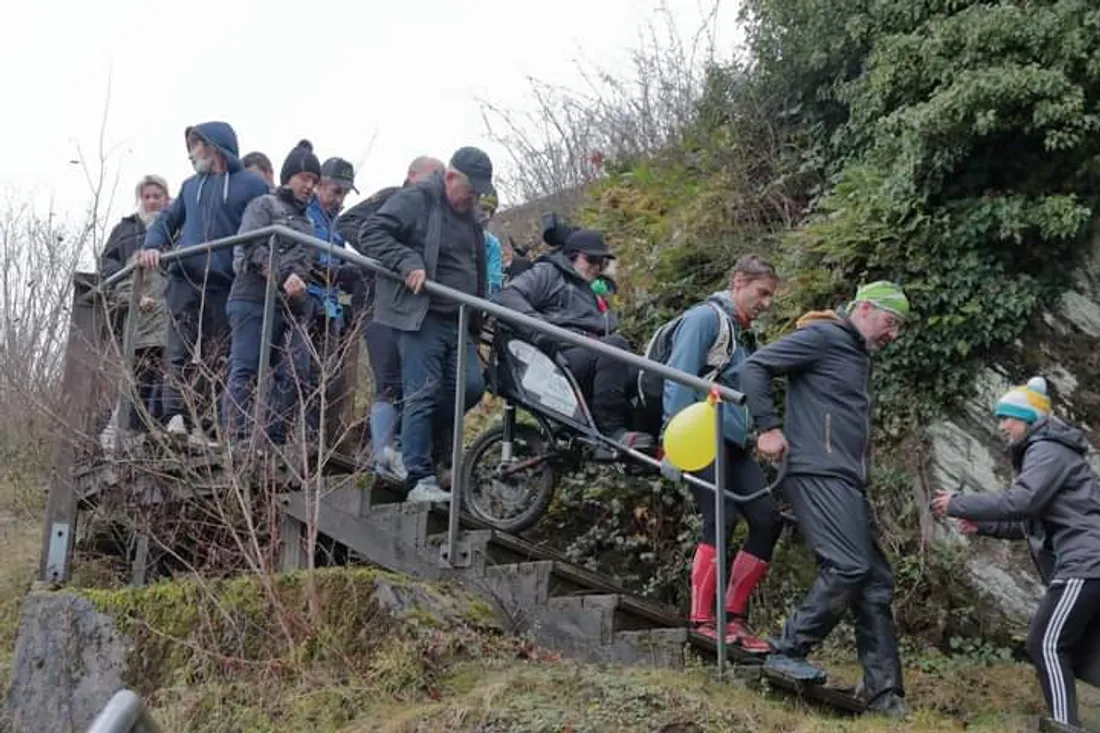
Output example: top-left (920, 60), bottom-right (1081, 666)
top-left (481, 0), bottom-right (725, 203)
top-left (77, 289), bottom-right (375, 636)
top-left (0, 200), bottom-right (98, 480)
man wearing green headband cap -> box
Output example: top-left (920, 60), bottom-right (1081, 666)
top-left (738, 281), bottom-right (909, 718)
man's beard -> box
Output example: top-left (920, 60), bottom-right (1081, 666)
top-left (191, 155), bottom-right (213, 174)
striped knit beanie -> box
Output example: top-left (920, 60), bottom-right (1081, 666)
top-left (994, 376), bottom-right (1052, 424)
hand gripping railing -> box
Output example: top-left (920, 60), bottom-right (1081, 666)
top-left (70, 224), bottom-right (771, 677)
top-left (86, 689), bottom-right (162, 733)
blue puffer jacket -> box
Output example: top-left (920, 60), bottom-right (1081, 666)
top-left (143, 121), bottom-right (269, 290)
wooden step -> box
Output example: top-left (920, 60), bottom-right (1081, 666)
top-left (279, 492), bottom-right (439, 581)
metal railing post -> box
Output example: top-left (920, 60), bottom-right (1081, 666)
top-left (444, 305), bottom-right (470, 567)
top-left (86, 689), bottom-right (163, 733)
top-left (252, 246), bottom-right (280, 448)
top-left (117, 267), bottom-right (145, 437)
top-left (713, 399), bottom-right (727, 679)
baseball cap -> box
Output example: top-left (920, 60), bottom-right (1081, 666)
top-left (563, 229), bottom-right (615, 260)
top-left (450, 146), bottom-right (493, 196)
top-left (320, 157), bottom-right (358, 193)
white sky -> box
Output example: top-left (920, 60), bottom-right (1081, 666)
top-left (2, 0), bottom-right (740, 230)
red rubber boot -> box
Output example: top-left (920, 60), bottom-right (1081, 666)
top-left (689, 543), bottom-right (718, 635)
top-left (722, 551), bottom-right (772, 654)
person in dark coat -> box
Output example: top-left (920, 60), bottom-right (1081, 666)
top-left (496, 229), bottom-right (650, 453)
top-left (358, 148), bottom-right (490, 503)
top-left (741, 281), bottom-right (911, 718)
top-left (225, 141), bottom-right (322, 445)
top-left (934, 377), bottom-right (1100, 729)
top-left (97, 175), bottom-right (171, 451)
top-left (242, 152), bottom-right (275, 190)
top-left (135, 121), bottom-right (269, 446)
top-left (336, 155), bottom-right (445, 481)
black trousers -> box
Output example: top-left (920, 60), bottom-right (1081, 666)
top-left (775, 474), bottom-right (903, 702)
top-left (561, 333), bottom-right (636, 435)
top-left (691, 442), bottom-right (784, 560)
top-left (1026, 578), bottom-right (1100, 726)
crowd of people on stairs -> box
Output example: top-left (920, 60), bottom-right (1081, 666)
top-left (95, 117), bottom-right (1100, 729)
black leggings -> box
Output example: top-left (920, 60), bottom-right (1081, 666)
top-left (691, 442), bottom-right (784, 560)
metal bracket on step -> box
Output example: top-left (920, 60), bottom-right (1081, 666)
top-left (45, 522), bottom-right (71, 583)
top-left (439, 538), bottom-right (472, 568)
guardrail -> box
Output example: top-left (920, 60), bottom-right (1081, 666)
top-left (86, 689), bottom-right (162, 733)
top-left (48, 223), bottom-right (758, 676)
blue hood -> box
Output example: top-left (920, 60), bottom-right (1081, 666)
top-left (142, 120), bottom-right (269, 288)
top-left (186, 121), bottom-right (243, 173)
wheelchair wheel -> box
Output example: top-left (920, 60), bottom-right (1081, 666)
top-left (461, 422), bottom-right (557, 534)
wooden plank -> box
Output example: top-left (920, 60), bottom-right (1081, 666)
top-left (759, 668), bottom-right (865, 714)
top-left (39, 274), bottom-right (108, 584)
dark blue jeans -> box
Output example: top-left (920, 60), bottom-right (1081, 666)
top-left (397, 312), bottom-right (485, 486)
top-left (163, 276), bottom-right (229, 430)
top-left (225, 299), bottom-right (283, 443)
top-left (268, 297), bottom-right (343, 445)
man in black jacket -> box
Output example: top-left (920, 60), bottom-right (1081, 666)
top-left (496, 229), bottom-right (651, 453)
top-left (358, 148), bottom-right (490, 503)
top-left (740, 281), bottom-right (910, 718)
top-left (337, 155), bottom-right (445, 481)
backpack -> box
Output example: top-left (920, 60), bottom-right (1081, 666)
top-left (637, 298), bottom-right (738, 416)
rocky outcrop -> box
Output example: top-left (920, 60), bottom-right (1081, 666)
top-left (4, 570), bottom-right (501, 733)
top-left (927, 229), bottom-right (1100, 633)
top-left (5, 591), bottom-right (129, 733)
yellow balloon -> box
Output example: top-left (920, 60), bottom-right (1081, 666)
top-left (663, 400), bottom-right (717, 472)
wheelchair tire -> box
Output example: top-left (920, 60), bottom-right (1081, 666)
top-left (461, 422), bottom-right (557, 534)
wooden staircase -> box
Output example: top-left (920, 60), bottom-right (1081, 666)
top-left (278, 477), bottom-right (866, 714)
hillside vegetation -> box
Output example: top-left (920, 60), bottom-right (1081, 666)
top-left (5, 1), bottom-right (1100, 731)
top-left (504, 0), bottom-right (1100, 647)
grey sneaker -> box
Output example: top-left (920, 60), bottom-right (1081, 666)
top-left (407, 477), bottom-right (452, 504)
top-left (382, 445), bottom-right (408, 481)
top-left (763, 653), bottom-right (828, 684)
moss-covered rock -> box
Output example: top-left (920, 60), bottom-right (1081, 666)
top-left (6, 568), bottom-right (502, 733)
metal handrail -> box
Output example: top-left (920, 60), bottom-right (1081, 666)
top-left (70, 222), bottom-right (769, 679)
top-left (86, 689), bottom-right (162, 733)
top-left (93, 224), bottom-right (746, 405)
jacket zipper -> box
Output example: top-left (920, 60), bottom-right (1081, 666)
top-left (824, 413), bottom-right (833, 454)
top-left (862, 364), bottom-right (871, 483)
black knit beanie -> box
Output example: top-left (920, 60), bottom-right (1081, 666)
top-left (280, 139), bottom-right (322, 185)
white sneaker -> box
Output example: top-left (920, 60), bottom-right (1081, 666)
top-left (406, 477), bottom-right (451, 504)
top-left (383, 445), bottom-right (408, 481)
top-left (166, 414), bottom-right (187, 436)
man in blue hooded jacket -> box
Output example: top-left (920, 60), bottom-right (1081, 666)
top-left (136, 121), bottom-right (269, 444)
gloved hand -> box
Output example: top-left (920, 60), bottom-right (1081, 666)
top-left (659, 457), bottom-right (683, 482)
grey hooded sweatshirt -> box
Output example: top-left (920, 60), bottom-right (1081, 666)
top-left (948, 417), bottom-right (1100, 583)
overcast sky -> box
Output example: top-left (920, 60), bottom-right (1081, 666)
top-left (3, 0), bottom-right (740, 230)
